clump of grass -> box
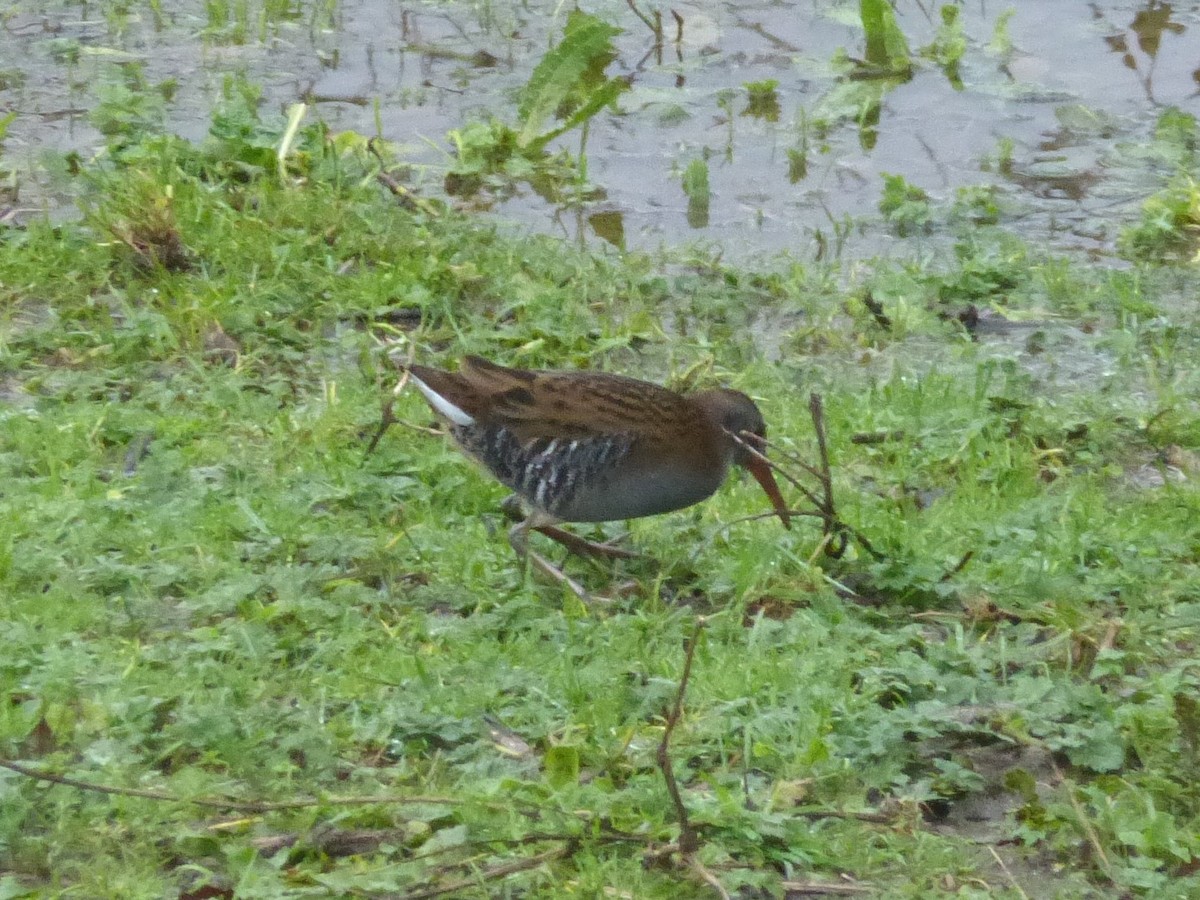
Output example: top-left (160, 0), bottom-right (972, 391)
top-left (879, 172), bottom-right (933, 236)
top-left (1118, 108), bottom-right (1200, 262)
top-left (1119, 174), bottom-right (1200, 262)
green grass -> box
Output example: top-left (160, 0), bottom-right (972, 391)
top-left (1, 103), bottom-right (1199, 898)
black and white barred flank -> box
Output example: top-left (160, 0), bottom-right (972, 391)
top-left (454, 423), bottom-right (634, 518)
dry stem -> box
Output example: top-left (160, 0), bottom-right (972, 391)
top-left (656, 620), bottom-right (704, 855)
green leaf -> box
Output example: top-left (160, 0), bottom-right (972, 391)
top-left (682, 158), bottom-right (710, 227)
top-left (0, 875), bottom-right (36, 900)
top-left (524, 76), bottom-right (627, 153)
top-left (682, 158), bottom-right (709, 205)
top-left (0, 110), bottom-right (16, 143)
top-left (1066, 721), bottom-right (1126, 772)
top-left (544, 745), bottom-right (580, 789)
top-left (421, 824), bottom-right (469, 853)
top-left (860, 0), bottom-right (910, 71)
top-left (517, 11), bottom-right (621, 148)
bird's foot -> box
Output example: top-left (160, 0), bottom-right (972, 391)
top-left (508, 519), bottom-right (594, 603)
top-left (526, 548), bottom-right (593, 602)
top-left (500, 494), bottom-right (637, 561)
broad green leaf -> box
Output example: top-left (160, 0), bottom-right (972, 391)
top-left (860, 0), bottom-right (910, 71)
top-left (0, 875), bottom-right (35, 900)
top-left (517, 11), bottom-right (620, 148)
top-left (524, 77), bottom-right (627, 153)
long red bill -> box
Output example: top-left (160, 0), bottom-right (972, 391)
top-left (745, 454), bottom-right (792, 529)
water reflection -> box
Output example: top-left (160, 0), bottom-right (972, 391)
top-left (1101, 1), bottom-right (1189, 101)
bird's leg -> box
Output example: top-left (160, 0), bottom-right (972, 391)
top-left (500, 495), bottom-right (637, 560)
top-left (508, 512), bottom-right (590, 601)
top-left (536, 524), bottom-right (638, 560)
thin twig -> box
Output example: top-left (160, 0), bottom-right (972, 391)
top-left (794, 809), bottom-right (894, 823)
top-left (751, 428), bottom-right (829, 484)
top-left (859, 290), bottom-right (893, 330)
top-left (625, 0), bottom-right (662, 42)
top-left (0, 758), bottom-right (484, 813)
top-left (699, 507), bottom-right (842, 552)
top-left (364, 398), bottom-right (400, 458)
top-left (731, 433), bottom-right (885, 562)
top-left (396, 844), bottom-right (572, 900)
top-left (689, 855), bottom-right (731, 900)
top-left (657, 620), bottom-right (703, 855)
top-left (808, 394), bottom-right (843, 551)
top-left (249, 827), bottom-right (407, 858)
top-left (364, 345), bottom-right (420, 459)
top-left (987, 846), bottom-right (1030, 900)
top-left (735, 433), bottom-right (826, 510)
top-left (368, 138), bottom-right (423, 212)
top-left (780, 880), bottom-right (873, 896)
top-left (1051, 760), bottom-right (1115, 884)
top-left (939, 550), bottom-right (974, 582)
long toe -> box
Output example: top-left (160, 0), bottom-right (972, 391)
top-left (533, 524), bottom-right (638, 560)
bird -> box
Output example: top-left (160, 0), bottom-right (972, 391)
top-left (405, 355), bottom-right (791, 597)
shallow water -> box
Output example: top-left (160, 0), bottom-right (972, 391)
top-left (2, 1), bottom-right (1199, 260)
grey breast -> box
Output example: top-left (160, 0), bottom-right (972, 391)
top-left (564, 462), bottom-right (726, 521)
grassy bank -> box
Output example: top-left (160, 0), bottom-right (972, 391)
top-left (1, 97), bottom-right (1199, 898)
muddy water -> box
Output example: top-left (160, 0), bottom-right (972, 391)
top-left (2, 1), bottom-right (1198, 260)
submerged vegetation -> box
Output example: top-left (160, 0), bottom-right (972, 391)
top-left (1, 2), bottom-right (1200, 899)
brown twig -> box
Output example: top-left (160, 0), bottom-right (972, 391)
top-left (364, 411), bottom-right (445, 459)
top-left (625, 0), bottom-right (662, 43)
top-left (670, 8), bottom-right (684, 43)
top-left (0, 758), bottom-right (485, 813)
top-left (794, 809), bottom-right (894, 824)
top-left (657, 620), bottom-right (704, 856)
top-left (364, 396), bottom-right (401, 459)
top-left (368, 138), bottom-right (424, 212)
top-left (1050, 760), bottom-right (1115, 884)
top-left (807, 394), bottom-right (844, 552)
top-left (643, 621), bottom-right (732, 894)
top-left (689, 855), bottom-right (731, 900)
top-left (397, 844), bottom-right (573, 900)
top-left (736, 434), bottom-right (826, 509)
top-left (249, 827), bottom-right (408, 858)
top-left (939, 550), bottom-right (974, 582)
top-left (987, 846), bottom-right (1031, 900)
top-left (751, 429), bottom-right (828, 484)
top-left (364, 345), bottom-right (421, 459)
top-left (781, 880), bottom-right (873, 896)
top-left (859, 290), bottom-right (892, 330)
top-left (729, 403), bottom-right (885, 562)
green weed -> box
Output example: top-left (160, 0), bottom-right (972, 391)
top-left (443, 10), bottom-right (626, 203)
